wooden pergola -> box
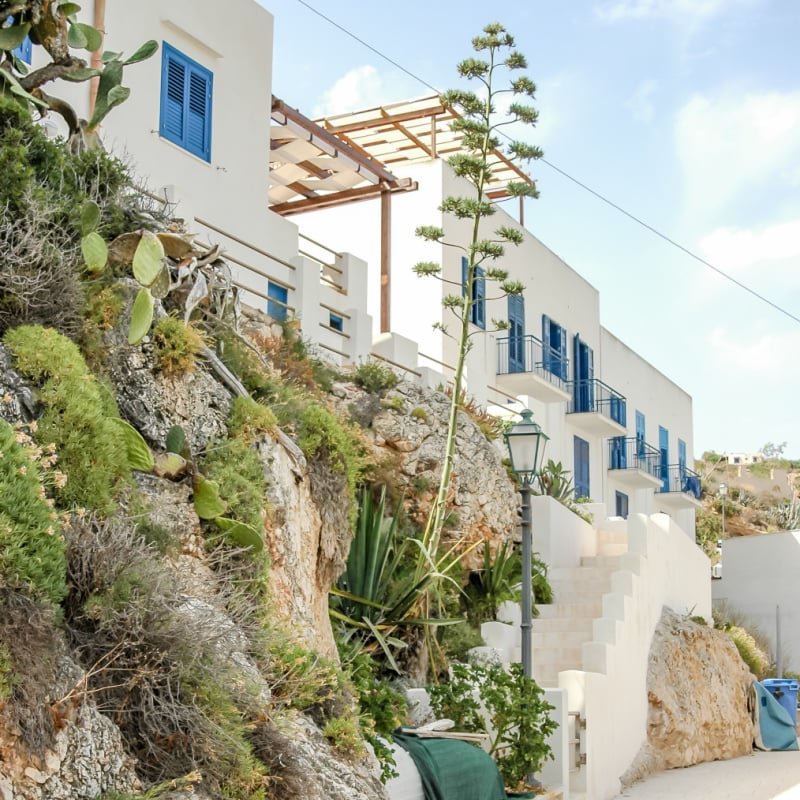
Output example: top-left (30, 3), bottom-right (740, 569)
top-left (269, 95), bottom-right (536, 332)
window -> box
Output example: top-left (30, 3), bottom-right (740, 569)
top-left (615, 491), bottom-right (629, 519)
top-left (507, 293), bottom-right (525, 372)
top-left (267, 281), bottom-right (288, 322)
top-left (573, 334), bottom-right (594, 411)
top-left (635, 411), bottom-right (646, 458)
top-left (610, 436), bottom-right (626, 469)
top-left (542, 314), bottom-right (568, 380)
top-left (461, 257), bottom-right (485, 329)
top-left (160, 42), bottom-right (213, 161)
top-left (659, 425), bottom-right (669, 492)
top-left (329, 312), bottom-right (344, 332)
top-left (3, 16), bottom-right (31, 63)
top-left (574, 436), bottom-right (590, 499)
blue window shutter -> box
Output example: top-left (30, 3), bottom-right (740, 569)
top-left (461, 256), bottom-right (468, 297)
top-left (186, 66), bottom-right (212, 160)
top-left (160, 42), bottom-right (212, 162)
top-left (267, 282), bottom-right (288, 322)
top-left (507, 294), bottom-right (525, 372)
top-left (615, 491), bottom-right (629, 519)
top-left (574, 436), bottom-right (590, 498)
top-left (542, 314), bottom-right (551, 372)
top-left (659, 426), bottom-right (669, 491)
top-left (473, 266), bottom-right (486, 328)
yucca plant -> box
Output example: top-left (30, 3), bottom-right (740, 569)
top-left (534, 459), bottom-right (575, 501)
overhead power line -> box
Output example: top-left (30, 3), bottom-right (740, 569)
top-left (290, 0), bottom-right (800, 327)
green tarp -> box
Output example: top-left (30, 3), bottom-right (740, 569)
top-left (393, 731), bottom-right (535, 800)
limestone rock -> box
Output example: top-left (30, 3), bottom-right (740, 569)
top-left (622, 608), bottom-right (753, 786)
top-left (265, 715), bottom-right (388, 800)
top-left (333, 380), bottom-right (518, 567)
top-left (0, 343), bottom-right (39, 425)
top-left (103, 284), bottom-right (230, 453)
top-left (257, 436), bottom-right (340, 658)
top-left (0, 657), bottom-right (137, 800)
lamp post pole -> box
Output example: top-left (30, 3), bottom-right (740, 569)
top-left (520, 482), bottom-right (533, 678)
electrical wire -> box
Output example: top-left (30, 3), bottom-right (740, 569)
top-left (289, 0), bottom-right (800, 326)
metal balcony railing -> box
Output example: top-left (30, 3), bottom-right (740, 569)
top-left (657, 464), bottom-right (702, 498)
top-left (608, 437), bottom-right (661, 479)
top-left (496, 335), bottom-right (569, 389)
top-left (568, 378), bottom-right (627, 426)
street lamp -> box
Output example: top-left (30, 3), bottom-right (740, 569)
top-left (719, 483), bottom-right (727, 538)
top-left (503, 408), bottom-right (549, 679)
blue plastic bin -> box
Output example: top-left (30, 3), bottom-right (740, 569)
top-left (762, 679), bottom-right (799, 725)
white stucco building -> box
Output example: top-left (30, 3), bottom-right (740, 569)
top-left (712, 532), bottom-right (799, 672)
top-left (17, 3), bottom-right (712, 798)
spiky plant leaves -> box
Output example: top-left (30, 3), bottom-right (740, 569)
top-left (109, 418), bottom-right (154, 473)
top-left (215, 516), bottom-right (263, 553)
top-left (80, 200), bottom-right (101, 236)
top-left (165, 425), bottom-right (187, 455)
top-left (127, 287), bottom-right (153, 344)
top-left (193, 476), bottom-right (226, 519)
top-left (152, 452), bottom-right (188, 480)
top-left (81, 232), bottom-right (108, 273)
top-left (131, 230), bottom-right (164, 287)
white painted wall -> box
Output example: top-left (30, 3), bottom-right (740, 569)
top-left (559, 512), bottom-right (711, 800)
top-left (600, 328), bottom-right (696, 532)
top-left (712, 531), bottom-right (800, 672)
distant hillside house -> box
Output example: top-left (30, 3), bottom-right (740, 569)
top-left (724, 452), bottom-right (764, 466)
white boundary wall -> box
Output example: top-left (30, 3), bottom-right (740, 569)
top-left (548, 511), bottom-right (711, 800)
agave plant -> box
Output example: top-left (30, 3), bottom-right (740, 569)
top-left (330, 487), bottom-right (464, 672)
top-left (534, 459), bottom-right (576, 501)
top-left (462, 539), bottom-right (521, 625)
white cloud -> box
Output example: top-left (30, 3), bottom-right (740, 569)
top-left (595, 0), bottom-right (727, 23)
top-left (626, 79), bottom-right (657, 123)
top-left (708, 327), bottom-right (800, 373)
top-left (699, 219), bottom-right (800, 272)
top-left (312, 65), bottom-right (421, 119)
top-left (676, 90), bottom-right (800, 221)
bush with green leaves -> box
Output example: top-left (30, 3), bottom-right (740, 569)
top-left (151, 316), bottom-right (205, 377)
top-left (0, 420), bottom-right (66, 604)
top-left (428, 661), bottom-right (555, 790)
top-left (353, 360), bottom-right (399, 394)
top-left (4, 325), bottom-right (130, 511)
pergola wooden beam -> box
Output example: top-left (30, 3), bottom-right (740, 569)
top-left (270, 177), bottom-right (417, 216)
top-left (322, 102), bottom-right (448, 134)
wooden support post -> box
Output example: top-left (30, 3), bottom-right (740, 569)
top-left (381, 186), bottom-right (391, 333)
top-left (519, 194), bottom-right (525, 227)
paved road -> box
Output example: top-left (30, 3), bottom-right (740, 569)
top-left (611, 751), bottom-right (800, 800)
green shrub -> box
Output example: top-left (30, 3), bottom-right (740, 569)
top-left (0, 420), bottom-right (66, 604)
top-left (4, 325), bottom-right (130, 512)
top-left (411, 406), bottom-right (428, 421)
top-left (353, 360), bottom-right (399, 394)
top-left (227, 396), bottom-right (277, 444)
top-left (0, 643), bottom-right (14, 701)
top-left (152, 316), bottom-right (205, 377)
top-left (202, 438), bottom-right (266, 535)
top-left (429, 662), bottom-right (555, 790)
top-left (439, 620), bottom-right (484, 662)
top-left (323, 716), bottom-right (365, 757)
top-left (297, 404), bottom-right (364, 521)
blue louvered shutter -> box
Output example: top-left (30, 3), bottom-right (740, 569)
top-left (160, 43), bottom-right (212, 162)
top-left (472, 266), bottom-right (486, 328)
top-left (186, 67), bottom-right (212, 160)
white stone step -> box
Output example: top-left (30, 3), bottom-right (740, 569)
top-left (550, 577), bottom-right (611, 595)
top-left (580, 555), bottom-right (624, 569)
top-left (536, 602), bottom-right (603, 619)
top-left (552, 588), bottom-right (610, 604)
top-left (597, 542), bottom-right (627, 556)
top-left (548, 565), bottom-right (616, 582)
top-left (534, 646), bottom-right (582, 666)
top-left (532, 617), bottom-right (594, 634)
top-left (598, 529), bottom-right (628, 545)
top-left (533, 631), bottom-right (592, 649)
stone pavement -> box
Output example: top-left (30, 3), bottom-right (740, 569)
top-left (611, 750), bottom-right (800, 800)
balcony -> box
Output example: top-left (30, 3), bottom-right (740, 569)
top-left (567, 378), bottom-right (627, 437)
top-left (656, 465), bottom-right (703, 510)
top-left (496, 335), bottom-right (572, 403)
top-left (607, 437), bottom-right (663, 489)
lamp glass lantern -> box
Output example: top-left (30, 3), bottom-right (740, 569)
top-left (503, 409), bottom-right (549, 486)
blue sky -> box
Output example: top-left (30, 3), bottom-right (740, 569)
top-left (262, 0), bottom-right (800, 459)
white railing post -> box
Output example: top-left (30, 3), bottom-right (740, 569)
top-left (346, 308), bottom-right (373, 364)
top-left (336, 251), bottom-right (368, 308)
top-left (291, 255), bottom-right (323, 343)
